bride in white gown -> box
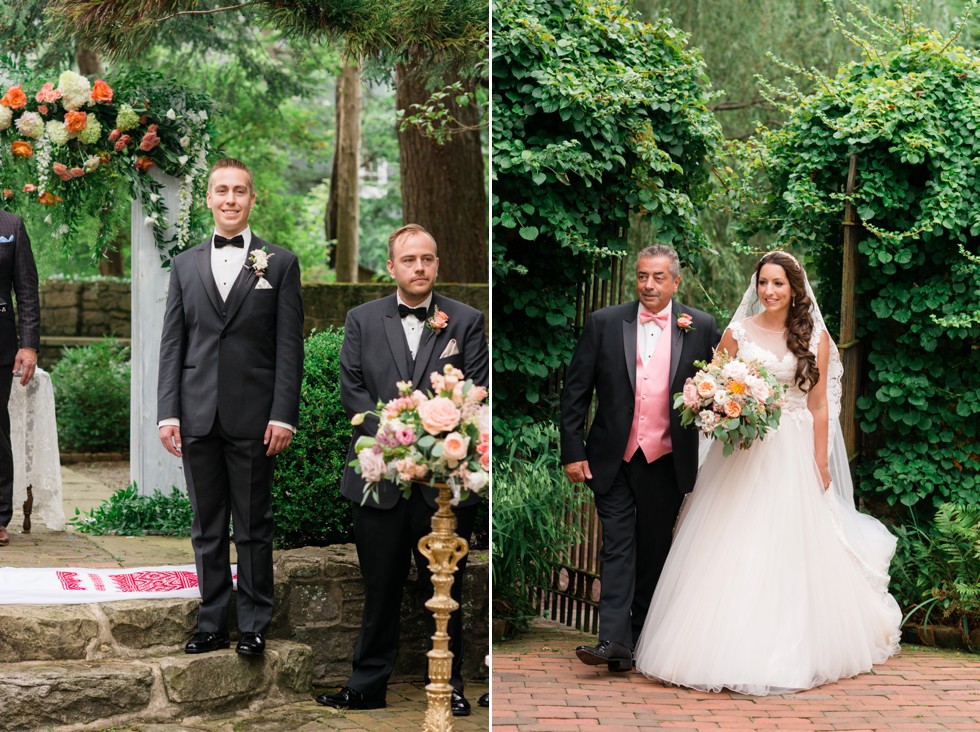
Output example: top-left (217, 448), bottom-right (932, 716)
top-left (633, 251), bottom-right (902, 696)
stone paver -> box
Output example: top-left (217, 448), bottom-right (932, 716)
top-left (492, 620), bottom-right (980, 731)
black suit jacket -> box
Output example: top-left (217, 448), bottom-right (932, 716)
top-left (339, 291), bottom-right (489, 509)
top-left (0, 210), bottom-right (39, 365)
top-left (560, 299), bottom-right (721, 496)
top-left (157, 235), bottom-right (305, 437)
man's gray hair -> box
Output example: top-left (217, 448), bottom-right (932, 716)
top-left (637, 245), bottom-right (680, 278)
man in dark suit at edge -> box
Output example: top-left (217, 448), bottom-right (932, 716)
top-left (316, 223), bottom-right (489, 716)
top-left (0, 208), bottom-right (40, 548)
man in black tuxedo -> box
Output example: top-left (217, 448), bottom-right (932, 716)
top-left (158, 158), bottom-right (304, 657)
top-left (561, 245), bottom-right (720, 671)
top-left (316, 223), bottom-right (488, 716)
top-left (0, 209), bottom-right (39, 548)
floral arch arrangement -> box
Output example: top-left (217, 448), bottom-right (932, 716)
top-left (0, 66), bottom-right (215, 261)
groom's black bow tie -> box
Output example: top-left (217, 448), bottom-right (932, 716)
top-left (214, 234), bottom-right (245, 248)
top-left (398, 304), bottom-right (428, 320)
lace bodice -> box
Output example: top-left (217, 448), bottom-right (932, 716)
top-left (729, 319), bottom-right (824, 418)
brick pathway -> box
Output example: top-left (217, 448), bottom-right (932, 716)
top-left (492, 620), bottom-right (980, 731)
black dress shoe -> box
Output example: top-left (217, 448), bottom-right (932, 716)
top-left (451, 689), bottom-right (471, 717)
top-left (575, 639), bottom-right (633, 672)
top-left (236, 631), bottom-right (265, 656)
top-left (184, 631), bottom-right (230, 654)
top-left (315, 686), bottom-right (386, 710)
top-left (478, 693), bottom-right (489, 707)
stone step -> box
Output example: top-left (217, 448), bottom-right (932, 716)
top-left (0, 640), bottom-right (313, 731)
top-left (0, 598), bottom-right (200, 661)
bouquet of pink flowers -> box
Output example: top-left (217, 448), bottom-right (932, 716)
top-left (352, 365), bottom-right (490, 505)
top-left (673, 352), bottom-right (783, 456)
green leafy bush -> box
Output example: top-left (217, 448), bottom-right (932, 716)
top-left (272, 328), bottom-right (353, 548)
top-left (68, 484), bottom-right (193, 536)
top-left (891, 503), bottom-right (980, 648)
top-left (491, 0), bottom-right (721, 440)
top-left (732, 3), bottom-right (980, 510)
top-left (492, 422), bottom-right (586, 636)
top-left (51, 338), bottom-right (131, 453)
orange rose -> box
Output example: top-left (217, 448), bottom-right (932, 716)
top-left (1, 189), bottom-right (12, 199)
top-left (64, 111), bottom-right (88, 133)
top-left (38, 191), bottom-right (62, 206)
top-left (91, 79), bottom-right (114, 103)
top-left (134, 156), bottom-right (155, 173)
top-left (10, 141), bottom-right (33, 158)
top-left (52, 162), bottom-right (71, 181)
top-left (723, 400), bottom-right (742, 419)
top-left (0, 85), bottom-right (27, 109)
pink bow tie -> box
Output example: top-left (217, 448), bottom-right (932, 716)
top-left (640, 309), bottom-right (669, 327)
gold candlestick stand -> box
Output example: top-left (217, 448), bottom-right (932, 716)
top-left (418, 482), bottom-right (469, 732)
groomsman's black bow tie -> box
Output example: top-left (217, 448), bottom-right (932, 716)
top-left (398, 304), bottom-right (428, 320)
top-left (214, 234), bottom-right (245, 248)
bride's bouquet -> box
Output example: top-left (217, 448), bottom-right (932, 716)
top-left (351, 364), bottom-right (490, 506)
top-left (674, 352), bottom-right (783, 456)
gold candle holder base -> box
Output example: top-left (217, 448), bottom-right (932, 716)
top-left (418, 482), bottom-right (469, 732)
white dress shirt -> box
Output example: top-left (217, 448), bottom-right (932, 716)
top-left (636, 301), bottom-right (671, 366)
top-left (398, 293), bottom-right (433, 360)
top-left (159, 227), bottom-right (294, 433)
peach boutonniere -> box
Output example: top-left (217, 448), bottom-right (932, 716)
top-left (426, 305), bottom-right (449, 332)
top-left (676, 312), bottom-right (695, 332)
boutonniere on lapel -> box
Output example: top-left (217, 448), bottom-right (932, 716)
top-left (246, 247), bottom-right (275, 289)
top-left (426, 305), bottom-right (449, 333)
top-left (676, 312), bottom-right (695, 332)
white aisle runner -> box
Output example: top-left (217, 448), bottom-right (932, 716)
top-left (0, 564), bottom-right (237, 604)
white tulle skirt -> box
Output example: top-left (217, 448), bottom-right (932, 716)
top-left (633, 411), bottom-right (902, 696)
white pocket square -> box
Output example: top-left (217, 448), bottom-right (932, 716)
top-left (254, 278), bottom-right (274, 290)
top-left (439, 339), bottom-right (460, 359)
top-left (0, 235), bottom-right (13, 244)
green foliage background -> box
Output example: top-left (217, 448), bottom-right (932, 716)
top-left (491, 0), bottom-right (721, 442)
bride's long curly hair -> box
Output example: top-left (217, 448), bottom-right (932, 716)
top-left (754, 251), bottom-right (819, 392)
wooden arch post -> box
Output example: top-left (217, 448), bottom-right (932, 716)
top-left (839, 154), bottom-right (863, 462)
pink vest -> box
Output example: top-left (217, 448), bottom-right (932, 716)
top-left (623, 324), bottom-right (673, 463)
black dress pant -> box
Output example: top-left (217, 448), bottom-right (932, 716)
top-left (182, 414), bottom-right (276, 634)
top-left (592, 451), bottom-right (683, 648)
top-left (0, 368), bottom-right (12, 528)
top-left (348, 490), bottom-right (478, 698)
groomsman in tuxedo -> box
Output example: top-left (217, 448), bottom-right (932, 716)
top-left (158, 158), bottom-right (304, 657)
top-left (560, 245), bottom-right (720, 671)
top-left (0, 209), bottom-right (39, 548)
top-left (316, 224), bottom-right (488, 716)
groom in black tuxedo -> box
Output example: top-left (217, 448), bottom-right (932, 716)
top-left (316, 223), bottom-right (488, 716)
top-left (158, 158), bottom-right (304, 657)
top-left (0, 209), bottom-right (39, 548)
top-left (561, 245), bottom-right (720, 670)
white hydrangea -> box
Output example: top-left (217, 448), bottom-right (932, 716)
top-left (45, 120), bottom-right (69, 146)
top-left (78, 114), bottom-right (101, 144)
top-left (14, 111), bottom-right (44, 138)
top-left (57, 70), bottom-right (92, 111)
top-left (0, 106), bottom-right (12, 131)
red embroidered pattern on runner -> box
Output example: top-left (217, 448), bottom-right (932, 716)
top-left (57, 571), bottom-right (84, 590)
top-left (89, 573), bottom-right (105, 592)
top-left (110, 570), bottom-right (199, 593)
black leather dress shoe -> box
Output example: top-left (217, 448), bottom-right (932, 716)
top-left (451, 690), bottom-right (471, 717)
top-left (314, 686), bottom-right (386, 710)
top-left (236, 631), bottom-right (265, 656)
top-left (184, 631), bottom-right (230, 654)
top-left (575, 639), bottom-right (633, 672)
top-left (478, 693), bottom-right (489, 707)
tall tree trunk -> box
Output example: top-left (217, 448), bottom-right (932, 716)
top-left (77, 45), bottom-right (125, 277)
top-left (395, 61), bottom-right (486, 283)
top-left (333, 61), bottom-right (361, 283)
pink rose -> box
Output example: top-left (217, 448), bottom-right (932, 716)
top-left (479, 452), bottom-right (490, 471)
top-left (35, 83), bottom-right (62, 104)
top-left (417, 396), bottom-right (461, 435)
top-left (108, 128), bottom-right (121, 142)
top-left (427, 306), bottom-right (449, 331)
top-left (696, 377), bottom-right (717, 398)
top-left (677, 313), bottom-right (694, 330)
top-left (358, 448), bottom-right (387, 483)
top-left (723, 400), bottom-right (742, 419)
top-left (442, 432), bottom-right (471, 464)
top-left (682, 382), bottom-right (700, 410)
top-left (113, 134), bottom-right (131, 151)
top-left (467, 385), bottom-right (488, 403)
top-left (395, 427), bottom-right (416, 446)
top-left (69, 167), bottom-right (84, 178)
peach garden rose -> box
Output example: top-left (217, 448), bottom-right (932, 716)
top-left (417, 396), bottom-right (461, 435)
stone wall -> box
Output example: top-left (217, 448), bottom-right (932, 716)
top-left (36, 279), bottom-right (489, 367)
top-left (271, 544), bottom-right (489, 686)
